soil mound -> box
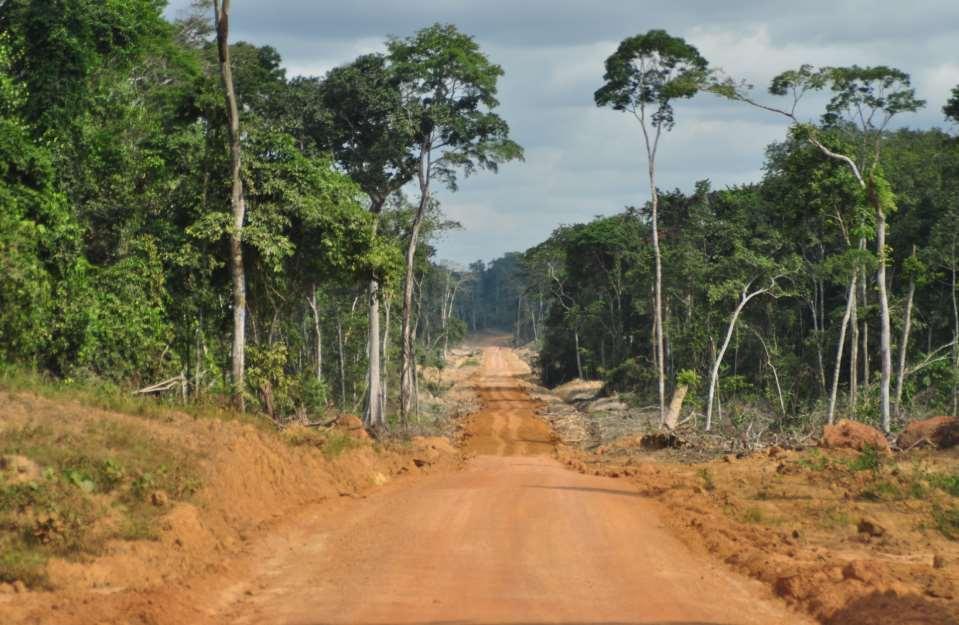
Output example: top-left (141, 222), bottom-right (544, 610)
top-left (897, 416), bottom-right (959, 450)
top-left (821, 419), bottom-right (890, 453)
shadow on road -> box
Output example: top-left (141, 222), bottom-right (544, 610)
top-left (524, 484), bottom-right (643, 498)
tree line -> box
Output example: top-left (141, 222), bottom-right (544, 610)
top-left (0, 0), bottom-right (521, 429)
top-left (473, 31), bottom-right (959, 434)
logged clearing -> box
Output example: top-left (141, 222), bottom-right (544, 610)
top-left (4, 341), bottom-right (959, 624)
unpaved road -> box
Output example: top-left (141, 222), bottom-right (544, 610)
top-left (215, 345), bottom-right (811, 625)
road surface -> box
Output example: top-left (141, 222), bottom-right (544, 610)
top-left (216, 344), bottom-right (811, 625)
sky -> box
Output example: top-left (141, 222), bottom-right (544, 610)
top-left (165, 1), bottom-right (959, 267)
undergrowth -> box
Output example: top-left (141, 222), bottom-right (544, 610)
top-left (0, 363), bottom-right (268, 430)
top-left (0, 419), bottom-right (202, 587)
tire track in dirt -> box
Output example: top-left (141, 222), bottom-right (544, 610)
top-left (211, 341), bottom-right (813, 624)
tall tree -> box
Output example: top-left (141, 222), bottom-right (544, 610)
top-left (594, 30), bottom-right (709, 426)
top-left (320, 53), bottom-right (417, 429)
top-left (387, 23), bottom-right (523, 421)
top-left (714, 64), bottom-right (924, 432)
top-left (212, 0), bottom-right (248, 410)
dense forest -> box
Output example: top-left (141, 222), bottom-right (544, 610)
top-left (477, 95), bottom-right (959, 434)
top-left (0, 0), bottom-right (520, 428)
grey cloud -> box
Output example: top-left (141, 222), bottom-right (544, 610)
top-left (165, 1), bottom-right (959, 264)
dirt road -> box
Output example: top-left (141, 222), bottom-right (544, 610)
top-left (215, 345), bottom-right (811, 625)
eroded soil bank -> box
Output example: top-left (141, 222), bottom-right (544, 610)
top-left (5, 339), bottom-right (956, 624)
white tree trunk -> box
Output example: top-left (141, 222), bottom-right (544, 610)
top-left (876, 211), bottom-right (893, 433)
top-left (894, 253), bottom-right (916, 418)
top-left (706, 283), bottom-right (770, 431)
top-left (828, 273), bottom-right (858, 424)
top-left (400, 149), bottom-right (430, 421)
top-left (214, 0), bottom-right (247, 411)
top-left (366, 279), bottom-right (384, 427)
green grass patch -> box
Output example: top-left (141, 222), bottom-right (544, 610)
top-left (932, 505), bottom-right (959, 540)
top-left (460, 357), bottom-right (480, 367)
top-left (928, 473), bottom-right (959, 497)
top-left (848, 445), bottom-right (883, 473)
top-left (0, 418), bottom-right (202, 586)
top-left (815, 504), bottom-right (852, 530)
top-left (859, 479), bottom-right (903, 502)
top-left (283, 426), bottom-right (362, 459)
top-left (0, 363), bottom-right (267, 430)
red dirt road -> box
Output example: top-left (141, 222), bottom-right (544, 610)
top-left (215, 346), bottom-right (812, 625)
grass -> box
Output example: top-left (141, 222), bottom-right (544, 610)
top-left (0, 363), bottom-right (268, 430)
top-left (283, 426), bottom-right (363, 459)
top-left (932, 505), bottom-right (959, 540)
top-left (460, 357), bottom-right (481, 368)
top-left (697, 467), bottom-right (716, 492)
top-left (848, 445), bottom-right (883, 473)
top-left (817, 504), bottom-right (853, 530)
top-left (0, 418), bottom-right (202, 586)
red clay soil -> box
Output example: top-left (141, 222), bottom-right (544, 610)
top-left (3, 345), bottom-right (817, 624)
top-left (216, 345), bottom-right (811, 625)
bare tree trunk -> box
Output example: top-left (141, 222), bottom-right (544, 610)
top-left (952, 245), bottom-right (958, 417)
top-left (828, 273), bottom-right (858, 424)
top-left (810, 279), bottom-right (826, 393)
top-left (573, 329), bottom-right (584, 379)
top-left (877, 211), bottom-right (893, 433)
top-left (366, 201), bottom-right (385, 428)
top-left (849, 271), bottom-right (859, 414)
top-left (861, 265), bottom-right (870, 389)
top-left (382, 300), bottom-right (390, 416)
top-left (664, 384), bottom-right (688, 430)
top-left (366, 280), bottom-right (383, 427)
top-left (213, 0), bottom-right (247, 411)
top-left (308, 286), bottom-right (322, 382)
top-left (706, 282), bottom-right (772, 431)
top-left (894, 247), bottom-right (916, 419)
top-left (337, 315), bottom-right (346, 410)
top-left (400, 148), bottom-right (431, 421)
top-left (648, 161), bottom-right (666, 424)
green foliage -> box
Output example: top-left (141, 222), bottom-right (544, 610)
top-left (848, 445), bottom-right (882, 473)
top-left (387, 23), bottom-right (524, 189)
top-left (595, 29), bottom-right (709, 129)
top-left (677, 369), bottom-right (701, 388)
top-left (945, 85), bottom-right (959, 124)
top-left (0, 419), bottom-right (201, 586)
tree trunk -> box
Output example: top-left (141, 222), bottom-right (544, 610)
top-left (706, 283), bottom-right (769, 431)
top-left (876, 210), bottom-right (893, 433)
top-left (861, 266), bottom-right (870, 389)
top-left (894, 247), bottom-right (916, 419)
top-left (365, 201), bottom-right (385, 428)
top-left (952, 245), bottom-right (958, 417)
top-left (366, 279), bottom-right (383, 427)
top-left (849, 271), bottom-right (859, 414)
top-left (382, 300), bottom-right (390, 416)
top-left (337, 315), bottom-right (346, 410)
top-left (573, 329), bottom-right (584, 379)
top-left (308, 286), bottom-right (322, 383)
top-left (648, 161), bottom-right (666, 424)
top-left (828, 273), bottom-right (858, 424)
top-left (213, 0), bottom-right (247, 411)
top-left (664, 384), bottom-right (688, 430)
top-left (400, 148), bottom-right (431, 421)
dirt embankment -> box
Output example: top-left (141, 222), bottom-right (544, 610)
top-left (0, 390), bottom-right (460, 625)
top-left (559, 440), bottom-right (959, 625)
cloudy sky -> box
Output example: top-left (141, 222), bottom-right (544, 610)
top-left (166, 1), bottom-right (959, 266)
